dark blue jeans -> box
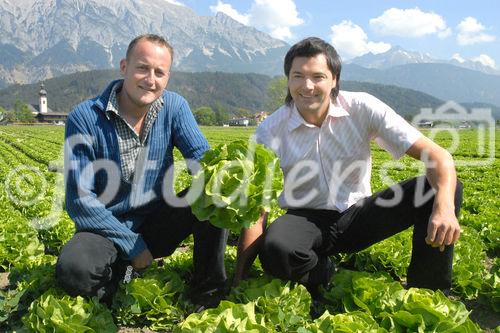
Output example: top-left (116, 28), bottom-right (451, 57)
top-left (259, 176), bottom-right (463, 290)
top-left (56, 198), bottom-right (228, 303)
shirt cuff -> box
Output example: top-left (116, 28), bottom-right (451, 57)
top-left (123, 234), bottom-right (148, 260)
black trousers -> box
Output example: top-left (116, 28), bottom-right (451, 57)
top-left (55, 198), bottom-right (228, 302)
top-left (259, 176), bottom-right (463, 290)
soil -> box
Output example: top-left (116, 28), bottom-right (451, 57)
top-left (466, 299), bottom-right (500, 332)
top-left (117, 328), bottom-right (157, 333)
top-left (0, 272), bottom-right (9, 290)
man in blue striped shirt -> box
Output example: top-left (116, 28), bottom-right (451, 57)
top-left (56, 34), bottom-right (228, 307)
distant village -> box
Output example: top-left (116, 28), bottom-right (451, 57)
top-left (227, 112), bottom-right (267, 127)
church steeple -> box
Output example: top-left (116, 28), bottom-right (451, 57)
top-left (39, 83), bottom-right (48, 114)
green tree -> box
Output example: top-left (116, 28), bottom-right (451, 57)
top-left (193, 106), bottom-right (216, 126)
top-left (1, 109), bottom-right (16, 124)
top-left (233, 108), bottom-right (253, 118)
top-left (0, 106), bottom-right (5, 123)
top-left (19, 104), bottom-right (35, 123)
top-left (265, 76), bottom-right (287, 113)
top-left (213, 102), bottom-right (231, 126)
top-left (14, 100), bottom-right (35, 123)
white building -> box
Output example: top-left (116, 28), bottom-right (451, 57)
top-left (27, 83), bottom-right (67, 124)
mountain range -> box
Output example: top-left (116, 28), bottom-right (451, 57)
top-left (344, 46), bottom-right (500, 106)
top-left (0, 0), bottom-right (288, 87)
top-left (342, 63), bottom-right (500, 106)
top-left (0, 0), bottom-right (499, 109)
top-left (348, 46), bottom-right (500, 75)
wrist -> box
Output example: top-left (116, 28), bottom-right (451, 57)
top-left (433, 191), bottom-right (455, 211)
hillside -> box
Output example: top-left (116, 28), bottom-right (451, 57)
top-left (343, 63), bottom-right (500, 106)
top-left (341, 81), bottom-right (443, 118)
top-left (0, 70), bottom-right (272, 114)
top-left (1, 69), bottom-right (498, 119)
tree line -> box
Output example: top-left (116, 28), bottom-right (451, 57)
top-left (0, 100), bottom-right (35, 124)
top-left (1, 68), bottom-right (476, 125)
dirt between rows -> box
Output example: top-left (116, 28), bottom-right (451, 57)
top-left (0, 272), bottom-right (9, 290)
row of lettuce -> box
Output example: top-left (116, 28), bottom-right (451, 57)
top-left (0, 248), bottom-right (489, 332)
top-left (0, 126), bottom-right (498, 331)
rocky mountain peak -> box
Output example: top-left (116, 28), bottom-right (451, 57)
top-left (349, 45), bottom-right (499, 75)
top-left (0, 0), bottom-right (288, 87)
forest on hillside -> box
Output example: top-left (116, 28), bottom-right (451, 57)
top-left (1, 69), bottom-right (498, 121)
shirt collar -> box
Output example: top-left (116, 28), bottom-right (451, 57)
top-left (104, 81), bottom-right (122, 120)
top-left (104, 81), bottom-right (165, 120)
top-left (287, 99), bottom-right (349, 132)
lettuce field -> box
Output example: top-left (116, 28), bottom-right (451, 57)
top-left (0, 125), bottom-right (498, 332)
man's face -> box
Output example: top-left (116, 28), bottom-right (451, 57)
top-left (288, 54), bottom-right (336, 120)
top-left (119, 39), bottom-right (172, 109)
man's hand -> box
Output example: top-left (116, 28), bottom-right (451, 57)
top-left (406, 137), bottom-right (460, 252)
top-left (426, 207), bottom-right (460, 252)
top-left (131, 249), bottom-right (153, 270)
top-left (234, 210), bottom-right (268, 286)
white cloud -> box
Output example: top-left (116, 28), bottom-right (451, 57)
top-left (370, 7), bottom-right (450, 38)
top-left (472, 54), bottom-right (496, 69)
top-left (438, 28), bottom-right (452, 39)
top-left (209, 1), bottom-right (249, 25)
top-left (457, 17), bottom-right (496, 46)
top-left (209, 0), bottom-right (303, 41)
top-left (451, 53), bottom-right (465, 63)
top-left (330, 20), bottom-right (391, 59)
top-left (451, 53), bottom-right (497, 69)
top-left (163, 0), bottom-right (185, 6)
top-left (248, 0), bottom-right (303, 40)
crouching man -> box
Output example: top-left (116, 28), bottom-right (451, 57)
top-left (57, 34), bottom-right (228, 307)
top-left (235, 37), bottom-right (462, 298)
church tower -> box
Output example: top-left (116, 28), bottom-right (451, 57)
top-left (39, 83), bottom-right (48, 114)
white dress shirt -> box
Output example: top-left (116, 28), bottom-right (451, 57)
top-left (255, 91), bottom-right (422, 212)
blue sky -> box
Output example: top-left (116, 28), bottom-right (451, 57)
top-left (168, 0), bottom-right (499, 69)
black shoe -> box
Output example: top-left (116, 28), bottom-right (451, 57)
top-left (306, 256), bottom-right (335, 298)
top-left (309, 288), bottom-right (333, 319)
top-left (188, 280), bottom-right (228, 312)
top-left (310, 298), bottom-right (326, 319)
top-left (306, 257), bottom-right (335, 318)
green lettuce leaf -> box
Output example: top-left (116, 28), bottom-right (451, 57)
top-left (323, 269), bottom-right (482, 332)
top-left (305, 310), bottom-right (388, 333)
top-left (112, 262), bottom-right (187, 331)
top-left (191, 140), bottom-right (283, 233)
top-left (175, 301), bottom-right (268, 333)
top-left (22, 289), bottom-right (117, 332)
top-left (229, 277), bottom-right (312, 331)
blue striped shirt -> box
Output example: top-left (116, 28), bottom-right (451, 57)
top-left (64, 79), bottom-right (209, 259)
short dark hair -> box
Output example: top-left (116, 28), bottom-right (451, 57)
top-left (125, 34), bottom-right (174, 61)
top-left (284, 37), bottom-right (341, 106)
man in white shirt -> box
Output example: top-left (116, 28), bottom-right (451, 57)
top-left (234, 37), bottom-right (462, 297)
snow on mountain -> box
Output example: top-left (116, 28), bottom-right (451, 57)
top-left (349, 46), bottom-right (500, 75)
top-left (0, 0), bottom-right (289, 85)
